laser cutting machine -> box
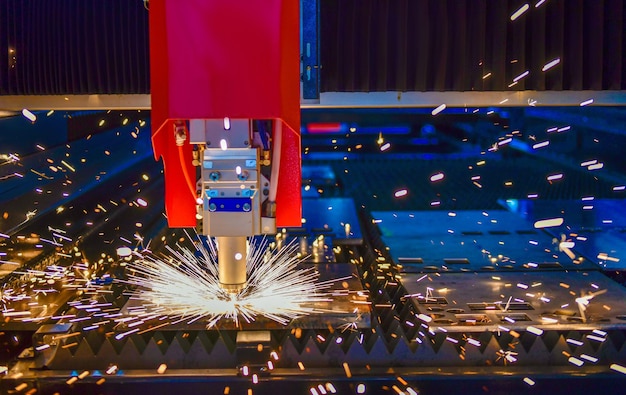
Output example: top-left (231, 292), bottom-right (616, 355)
top-left (149, 0), bottom-right (302, 293)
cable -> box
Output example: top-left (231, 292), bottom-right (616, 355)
top-left (174, 123), bottom-right (198, 202)
top-left (268, 121), bottom-right (282, 204)
top-left (178, 145), bottom-right (198, 202)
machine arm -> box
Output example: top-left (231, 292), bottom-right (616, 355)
top-left (149, 0), bottom-right (301, 292)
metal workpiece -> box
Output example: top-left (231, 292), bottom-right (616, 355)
top-left (401, 270), bottom-right (626, 333)
top-left (217, 236), bottom-right (249, 293)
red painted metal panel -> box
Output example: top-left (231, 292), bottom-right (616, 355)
top-left (150, 0), bottom-right (301, 228)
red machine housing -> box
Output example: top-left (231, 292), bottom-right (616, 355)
top-left (149, 0), bottom-right (301, 228)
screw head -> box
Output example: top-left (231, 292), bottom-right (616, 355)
top-left (209, 171), bottom-right (220, 181)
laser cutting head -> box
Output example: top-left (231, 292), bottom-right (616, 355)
top-left (189, 118), bottom-right (279, 293)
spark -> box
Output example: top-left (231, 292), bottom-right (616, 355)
top-left (581, 159), bottom-right (597, 167)
top-left (534, 218), bottom-right (564, 229)
top-left (118, 233), bottom-right (338, 327)
top-left (510, 4), bottom-right (530, 21)
top-left (496, 349), bottom-right (518, 364)
top-left (431, 104), bottom-right (446, 116)
top-left (430, 172), bottom-right (445, 182)
top-left (568, 356), bottom-right (584, 367)
top-left (542, 58), bottom-right (560, 71)
top-left (587, 162), bottom-right (604, 170)
top-left (417, 314), bottom-right (432, 323)
top-left (342, 362), bottom-right (352, 378)
top-left (547, 173), bottom-right (563, 181)
top-left (22, 109), bottom-right (36, 122)
top-left (498, 137), bottom-right (512, 146)
top-left (575, 289), bottom-right (606, 322)
top-left (566, 338), bottom-right (583, 347)
top-left (610, 364), bottom-right (626, 375)
top-left (61, 160), bottom-right (75, 172)
top-left (394, 189), bottom-right (408, 198)
top-left (513, 70), bottom-right (530, 82)
top-left (580, 354), bottom-right (598, 363)
top-left (580, 99), bottom-right (594, 107)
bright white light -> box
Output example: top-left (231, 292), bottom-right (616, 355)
top-left (547, 173), bottom-right (563, 181)
top-left (580, 354), bottom-right (598, 363)
top-left (568, 357), bottom-right (584, 367)
top-left (235, 166), bottom-right (242, 175)
top-left (394, 189), bottom-right (408, 198)
top-left (116, 247), bottom-right (132, 257)
top-left (380, 142), bottom-right (391, 151)
top-left (580, 99), bottom-right (594, 107)
top-left (22, 109), bottom-right (36, 122)
top-left (430, 172), bottom-right (445, 182)
top-left (610, 364), bottom-right (626, 375)
top-left (417, 313), bottom-right (432, 323)
top-left (526, 326), bottom-right (543, 336)
top-left (223, 117), bottom-right (231, 130)
top-left (220, 139), bottom-right (228, 151)
top-left (513, 70), bottom-right (530, 82)
top-left (432, 104), bottom-right (446, 116)
top-left (356, 384), bottom-right (366, 394)
top-left (533, 141), bottom-right (549, 149)
top-left (534, 218), bottom-right (564, 229)
top-left (234, 253), bottom-right (243, 261)
top-left (581, 159), bottom-right (598, 167)
top-left (542, 58), bottom-right (560, 71)
top-left (498, 138), bottom-right (512, 146)
top-left (136, 198), bottom-right (148, 207)
top-left (121, 236), bottom-right (338, 327)
top-left (588, 163), bottom-right (604, 170)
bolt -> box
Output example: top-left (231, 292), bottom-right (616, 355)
top-left (237, 170), bottom-right (249, 181)
top-left (209, 171), bottom-right (220, 181)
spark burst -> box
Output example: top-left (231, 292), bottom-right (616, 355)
top-left (119, 232), bottom-right (338, 328)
